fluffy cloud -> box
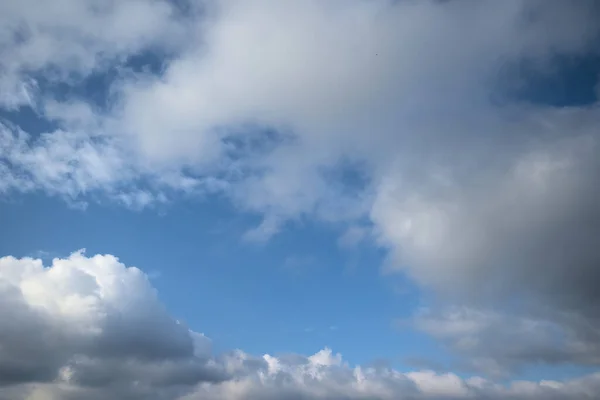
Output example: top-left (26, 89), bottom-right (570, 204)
top-left (1, 0), bottom-right (600, 378)
top-left (3, 0), bottom-right (597, 210)
top-left (2, 252), bottom-right (600, 400)
top-left (0, 251), bottom-right (224, 399)
top-left (2, 0), bottom-right (599, 217)
top-left (163, 358), bottom-right (600, 400)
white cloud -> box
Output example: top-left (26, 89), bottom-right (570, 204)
top-left (0, 251), bottom-right (223, 399)
top-left (0, 0), bottom-right (188, 107)
top-left (2, 251), bottom-right (600, 399)
top-left (1, 0), bottom-right (600, 381)
top-left (0, 121), bottom-right (209, 207)
top-left (2, 0), bottom-right (599, 219)
top-left (184, 351), bottom-right (600, 400)
top-left (1, 0), bottom-right (598, 224)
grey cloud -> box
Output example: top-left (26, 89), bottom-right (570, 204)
top-left (409, 307), bottom-right (600, 376)
top-left (63, 356), bottom-right (226, 388)
top-left (1, 0), bottom-right (600, 383)
top-left (183, 350), bottom-right (600, 400)
top-left (0, 282), bottom-right (69, 384)
top-left (2, 253), bottom-right (600, 400)
top-left (0, 252), bottom-right (225, 399)
top-left (375, 108), bottom-right (600, 371)
top-left (2, 0), bottom-right (597, 212)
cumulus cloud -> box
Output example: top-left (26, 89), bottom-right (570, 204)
top-left (1, 0), bottom-right (600, 378)
top-left (0, 251), bottom-right (224, 399)
top-left (2, 251), bottom-right (600, 400)
top-left (173, 349), bottom-right (600, 400)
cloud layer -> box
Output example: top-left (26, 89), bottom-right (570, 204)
top-left (1, 0), bottom-right (600, 388)
top-left (1, 252), bottom-right (600, 400)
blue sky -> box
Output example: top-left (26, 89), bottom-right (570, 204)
top-left (1, 1), bottom-right (600, 399)
top-left (0, 192), bottom-right (421, 366)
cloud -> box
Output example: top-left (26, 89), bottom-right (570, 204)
top-left (1, 0), bottom-right (600, 379)
top-left (409, 306), bottom-right (600, 376)
top-left (2, 251), bottom-right (600, 399)
top-left (0, 120), bottom-right (212, 207)
top-left (0, 0), bottom-right (189, 107)
top-left (0, 251), bottom-right (225, 399)
top-left (375, 111), bottom-right (600, 371)
top-left (184, 350), bottom-right (600, 400)
top-left (372, 110), bottom-right (600, 302)
top-left (2, 0), bottom-right (599, 217)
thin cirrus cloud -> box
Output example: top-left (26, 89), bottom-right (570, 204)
top-left (1, 0), bottom-right (600, 399)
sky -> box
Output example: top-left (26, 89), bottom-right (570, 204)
top-left (1, 0), bottom-right (600, 399)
